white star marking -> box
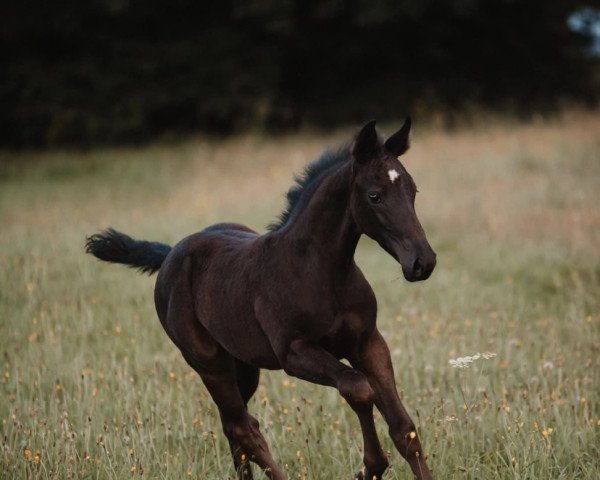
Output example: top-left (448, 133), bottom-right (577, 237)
top-left (388, 169), bottom-right (399, 183)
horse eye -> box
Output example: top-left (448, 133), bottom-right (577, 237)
top-left (367, 192), bottom-right (381, 204)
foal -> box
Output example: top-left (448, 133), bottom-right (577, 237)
top-left (86, 119), bottom-right (437, 479)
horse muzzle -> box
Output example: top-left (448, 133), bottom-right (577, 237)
top-left (397, 242), bottom-right (437, 282)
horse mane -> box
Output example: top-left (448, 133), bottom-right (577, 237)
top-left (268, 144), bottom-right (351, 231)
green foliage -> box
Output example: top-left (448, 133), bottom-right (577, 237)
top-left (1, 1), bottom-right (598, 146)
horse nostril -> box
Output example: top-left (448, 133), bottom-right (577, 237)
top-left (413, 257), bottom-right (423, 277)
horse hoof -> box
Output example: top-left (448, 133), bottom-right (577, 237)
top-left (354, 467), bottom-right (377, 480)
top-left (354, 471), bottom-right (364, 480)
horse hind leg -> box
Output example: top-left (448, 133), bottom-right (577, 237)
top-left (158, 280), bottom-right (280, 478)
top-left (228, 360), bottom-right (261, 479)
top-left (196, 364), bottom-right (286, 480)
top-left (177, 337), bottom-right (279, 479)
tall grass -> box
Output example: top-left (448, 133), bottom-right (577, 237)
top-left (1, 111), bottom-right (599, 479)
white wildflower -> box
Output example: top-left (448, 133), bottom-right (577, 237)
top-left (542, 361), bottom-right (554, 371)
top-left (449, 352), bottom-right (496, 369)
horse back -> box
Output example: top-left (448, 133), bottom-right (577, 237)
top-left (201, 222), bottom-right (258, 236)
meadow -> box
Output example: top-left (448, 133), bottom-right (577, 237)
top-left (1, 111), bottom-right (598, 479)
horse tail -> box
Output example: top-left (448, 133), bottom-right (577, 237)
top-left (85, 228), bottom-right (171, 275)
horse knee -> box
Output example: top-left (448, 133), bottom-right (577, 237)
top-left (338, 371), bottom-right (374, 409)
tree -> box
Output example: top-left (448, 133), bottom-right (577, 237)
top-left (0, 0), bottom-right (597, 147)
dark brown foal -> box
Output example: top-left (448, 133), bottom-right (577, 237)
top-left (86, 118), bottom-right (436, 479)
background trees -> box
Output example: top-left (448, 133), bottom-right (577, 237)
top-left (1, 0), bottom-right (598, 147)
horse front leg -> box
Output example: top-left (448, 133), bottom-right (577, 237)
top-left (281, 339), bottom-right (389, 479)
top-left (353, 329), bottom-right (434, 480)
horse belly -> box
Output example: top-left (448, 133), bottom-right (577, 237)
top-left (221, 322), bottom-right (281, 370)
top-left (195, 295), bottom-right (281, 370)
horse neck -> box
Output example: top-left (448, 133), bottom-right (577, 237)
top-left (281, 162), bottom-right (360, 270)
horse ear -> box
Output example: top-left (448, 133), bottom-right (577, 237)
top-left (352, 120), bottom-right (379, 164)
top-left (384, 116), bottom-right (411, 157)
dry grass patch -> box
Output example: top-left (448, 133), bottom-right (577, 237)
top-left (1, 110), bottom-right (599, 479)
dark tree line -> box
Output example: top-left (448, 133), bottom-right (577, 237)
top-left (1, 0), bottom-right (598, 147)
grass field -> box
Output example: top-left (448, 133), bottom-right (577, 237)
top-left (1, 112), bottom-right (599, 479)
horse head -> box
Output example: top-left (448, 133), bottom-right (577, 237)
top-left (350, 118), bottom-right (436, 282)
